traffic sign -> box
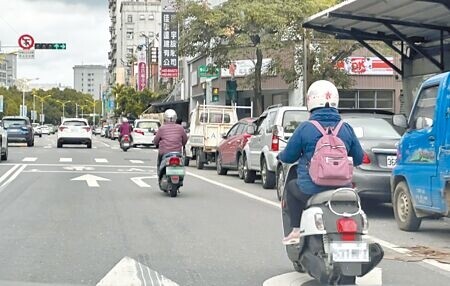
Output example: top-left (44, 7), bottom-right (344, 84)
top-left (34, 43), bottom-right (67, 50)
top-left (198, 65), bottom-right (220, 78)
top-left (18, 34), bottom-right (35, 50)
top-left (18, 49), bottom-right (35, 59)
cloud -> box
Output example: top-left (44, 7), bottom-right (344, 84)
top-left (0, 0), bottom-right (109, 86)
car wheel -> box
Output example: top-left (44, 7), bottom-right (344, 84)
top-left (238, 154), bottom-right (245, 179)
top-left (243, 155), bottom-right (256, 183)
top-left (39, 134), bottom-right (42, 138)
top-left (276, 166), bottom-right (285, 201)
top-left (393, 181), bottom-right (422, 231)
top-left (196, 149), bottom-right (204, 170)
top-left (87, 141), bottom-right (92, 149)
top-left (216, 153), bottom-right (228, 175)
top-left (261, 159), bottom-right (276, 189)
top-left (27, 140), bottom-right (33, 147)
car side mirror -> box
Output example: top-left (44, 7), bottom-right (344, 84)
top-left (393, 114), bottom-right (408, 128)
top-left (247, 125), bottom-right (256, 135)
top-left (415, 116), bottom-right (433, 129)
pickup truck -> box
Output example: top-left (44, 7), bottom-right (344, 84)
top-left (391, 71), bottom-right (450, 231)
top-left (185, 103), bottom-right (252, 169)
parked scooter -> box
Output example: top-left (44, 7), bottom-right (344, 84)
top-left (281, 163), bottom-right (383, 285)
top-left (158, 152), bottom-right (185, 197)
top-left (120, 135), bottom-right (131, 152)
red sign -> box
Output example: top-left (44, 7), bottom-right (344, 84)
top-left (160, 68), bottom-right (178, 78)
top-left (336, 57), bottom-right (394, 75)
top-left (18, 34), bottom-right (35, 50)
top-left (138, 62), bottom-right (147, 91)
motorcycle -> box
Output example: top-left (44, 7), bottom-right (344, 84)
top-left (120, 135), bottom-right (131, 152)
top-left (158, 152), bottom-right (185, 197)
top-left (281, 163), bottom-right (383, 285)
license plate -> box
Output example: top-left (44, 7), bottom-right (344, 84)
top-left (122, 142), bottom-right (130, 147)
top-left (166, 167), bottom-right (185, 176)
top-left (386, 155), bottom-right (397, 168)
top-left (329, 242), bottom-right (369, 262)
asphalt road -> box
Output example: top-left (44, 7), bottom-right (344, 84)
top-left (0, 134), bottom-right (448, 286)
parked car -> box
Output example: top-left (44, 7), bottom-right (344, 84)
top-left (94, 126), bottom-right (102, 135)
top-left (2, 116), bottom-right (34, 147)
top-left (110, 124), bottom-right (120, 140)
top-left (40, 125), bottom-right (50, 135)
top-left (45, 124), bottom-right (56, 134)
top-left (131, 119), bottom-right (160, 147)
top-left (32, 123), bottom-right (42, 138)
top-left (241, 105), bottom-right (309, 189)
top-left (57, 118), bottom-right (92, 148)
top-left (0, 125), bottom-right (8, 161)
top-left (216, 117), bottom-right (256, 176)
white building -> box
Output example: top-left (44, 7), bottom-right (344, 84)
top-left (73, 65), bottom-right (107, 97)
top-left (0, 53), bottom-right (17, 88)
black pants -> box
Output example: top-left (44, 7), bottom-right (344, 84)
top-left (157, 154), bottom-right (163, 173)
top-left (286, 180), bottom-right (312, 228)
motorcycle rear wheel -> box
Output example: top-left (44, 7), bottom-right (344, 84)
top-left (169, 186), bottom-right (178, 197)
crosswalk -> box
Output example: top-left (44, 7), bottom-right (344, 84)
top-left (20, 157), bottom-right (150, 165)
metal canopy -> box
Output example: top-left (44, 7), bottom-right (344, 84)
top-left (303, 0), bottom-right (450, 74)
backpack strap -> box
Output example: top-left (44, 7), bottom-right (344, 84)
top-left (331, 120), bottom-right (345, 136)
top-left (309, 120), bottom-right (327, 136)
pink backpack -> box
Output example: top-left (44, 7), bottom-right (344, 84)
top-left (308, 120), bottom-right (353, 187)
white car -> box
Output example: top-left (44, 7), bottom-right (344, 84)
top-left (131, 119), bottom-right (160, 147)
top-left (57, 118), bottom-right (92, 148)
top-left (0, 125), bottom-right (8, 161)
top-left (40, 125), bottom-right (50, 135)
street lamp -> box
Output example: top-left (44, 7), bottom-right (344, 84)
top-left (79, 104), bottom-right (88, 118)
top-left (16, 77), bottom-right (39, 117)
top-left (34, 94), bottom-right (51, 124)
top-left (55, 100), bottom-right (71, 119)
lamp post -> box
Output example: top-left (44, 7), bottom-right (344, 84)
top-left (16, 77), bottom-right (39, 117)
top-left (55, 100), bottom-right (71, 119)
top-left (35, 94), bottom-right (51, 124)
top-left (86, 99), bottom-right (96, 127)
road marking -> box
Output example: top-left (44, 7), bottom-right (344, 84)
top-left (131, 176), bottom-right (158, 188)
top-left (130, 160), bottom-right (144, 164)
top-left (1, 163), bottom-right (156, 169)
top-left (0, 165), bottom-right (20, 185)
top-left (63, 166), bottom-right (95, 171)
top-left (60, 157), bottom-right (72, 163)
top-left (71, 174), bottom-right (110, 188)
top-left (111, 146), bottom-right (119, 150)
top-left (187, 171), bottom-right (450, 273)
top-left (44, 145), bottom-right (52, 149)
top-left (1, 164), bottom-right (27, 187)
top-left (22, 157), bottom-right (37, 162)
top-left (95, 158), bottom-right (108, 163)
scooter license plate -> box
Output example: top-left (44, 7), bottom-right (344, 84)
top-left (166, 167), bottom-right (185, 176)
top-left (329, 242), bottom-right (369, 262)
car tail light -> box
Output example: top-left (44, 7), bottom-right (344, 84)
top-left (362, 153), bottom-right (371, 164)
top-left (271, 134), bottom-right (279, 152)
top-left (83, 127), bottom-right (91, 132)
top-left (134, 129), bottom-right (145, 135)
top-left (337, 218), bottom-right (357, 241)
top-left (59, 126), bottom-right (67, 132)
top-left (168, 157), bottom-right (181, 166)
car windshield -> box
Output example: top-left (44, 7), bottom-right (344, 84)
top-left (136, 121), bottom-right (160, 129)
top-left (63, 121), bottom-right (87, 127)
top-left (3, 119), bottom-right (27, 128)
top-left (282, 111), bottom-right (309, 133)
top-left (343, 117), bottom-right (401, 139)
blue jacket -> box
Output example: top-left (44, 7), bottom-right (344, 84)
top-left (278, 107), bottom-right (364, 195)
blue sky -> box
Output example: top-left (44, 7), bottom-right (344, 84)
top-left (0, 0), bottom-right (109, 87)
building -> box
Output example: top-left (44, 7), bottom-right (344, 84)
top-left (108, 0), bottom-right (161, 87)
top-left (0, 53), bottom-right (17, 88)
top-left (73, 65), bottom-right (107, 97)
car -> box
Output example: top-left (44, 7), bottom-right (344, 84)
top-left (57, 118), bottom-right (92, 148)
top-left (32, 123), bottom-right (42, 138)
top-left (94, 126), bottom-right (102, 135)
top-left (45, 124), bottom-right (56, 134)
top-left (2, 116), bottom-right (34, 146)
top-left (216, 117), bottom-right (256, 176)
top-left (40, 125), bottom-right (50, 135)
top-left (131, 119), bottom-right (161, 147)
top-left (242, 105), bottom-right (309, 189)
top-left (0, 125), bottom-right (8, 161)
top-left (110, 123), bottom-right (120, 140)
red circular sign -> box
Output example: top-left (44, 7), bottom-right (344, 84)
top-left (18, 34), bottom-right (35, 50)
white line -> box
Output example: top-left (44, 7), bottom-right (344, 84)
top-left (60, 158), bottom-right (72, 163)
top-left (131, 176), bottom-right (157, 188)
top-left (22, 157), bottom-right (37, 162)
top-left (44, 146), bottom-right (52, 149)
top-left (0, 165), bottom-right (20, 185)
top-left (0, 163), bottom-right (156, 169)
top-left (111, 147), bottom-right (119, 150)
top-left (1, 164), bottom-right (27, 187)
top-left (23, 170), bottom-right (153, 174)
top-left (130, 160), bottom-right (144, 164)
top-left (99, 141), bottom-right (111, 147)
top-left (95, 158), bottom-right (108, 163)
top-left (137, 262), bottom-right (148, 286)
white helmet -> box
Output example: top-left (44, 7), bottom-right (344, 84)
top-left (122, 117), bottom-right (128, 123)
top-left (306, 80), bottom-right (339, 111)
top-left (164, 109), bottom-right (177, 123)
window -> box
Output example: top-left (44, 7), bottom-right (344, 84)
top-left (148, 13), bottom-right (154, 20)
top-left (127, 48), bottom-right (133, 55)
top-left (226, 124), bottom-right (240, 137)
top-left (127, 15), bottom-right (133, 23)
top-left (339, 90), bottom-right (394, 111)
top-left (265, 112), bottom-right (276, 133)
top-left (410, 85), bottom-right (438, 130)
top-left (256, 116), bottom-right (268, 135)
top-left (136, 121), bottom-right (160, 129)
top-left (63, 120), bottom-right (87, 127)
top-left (344, 118), bottom-right (401, 139)
top-left (236, 123), bottom-right (246, 135)
top-left (139, 14), bottom-right (145, 21)
top-left (126, 31), bottom-right (134, 40)
top-left (148, 31), bottom-right (155, 38)
top-left (282, 110), bottom-right (309, 133)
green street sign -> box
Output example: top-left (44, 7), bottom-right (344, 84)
top-left (198, 65), bottom-right (220, 78)
top-left (35, 43), bottom-right (67, 50)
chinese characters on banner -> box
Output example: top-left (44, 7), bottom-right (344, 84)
top-left (137, 50), bottom-right (147, 91)
top-left (336, 57), bottom-right (394, 75)
top-left (161, 11), bottom-right (178, 78)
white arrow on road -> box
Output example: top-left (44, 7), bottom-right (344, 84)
top-left (71, 174), bottom-right (110, 187)
top-left (131, 176), bottom-right (158, 188)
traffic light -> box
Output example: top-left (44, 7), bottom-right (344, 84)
top-left (34, 43), bottom-right (67, 50)
top-left (212, 87), bottom-right (219, 102)
top-left (226, 80), bottom-right (237, 102)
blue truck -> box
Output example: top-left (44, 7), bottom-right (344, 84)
top-left (391, 71), bottom-right (450, 231)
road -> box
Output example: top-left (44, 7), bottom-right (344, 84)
top-left (0, 134), bottom-right (448, 285)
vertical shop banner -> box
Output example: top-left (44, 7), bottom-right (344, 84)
top-left (137, 50), bottom-right (147, 91)
top-left (161, 11), bottom-right (179, 78)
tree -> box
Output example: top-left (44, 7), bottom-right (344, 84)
top-left (112, 84), bottom-right (164, 119)
top-left (176, 0), bottom-right (351, 115)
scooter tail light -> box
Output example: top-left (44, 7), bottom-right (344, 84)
top-left (171, 176), bottom-right (180, 184)
top-left (337, 217), bottom-right (357, 241)
top-left (361, 210), bottom-right (369, 234)
top-left (314, 213), bottom-right (325, 231)
top-left (168, 157), bottom-right (181, 166)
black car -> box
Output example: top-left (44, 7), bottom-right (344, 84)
top-left (2, 116), bottom-right (34, 147)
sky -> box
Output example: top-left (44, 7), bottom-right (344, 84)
top-left (0, 0), bottom-right (109, 87)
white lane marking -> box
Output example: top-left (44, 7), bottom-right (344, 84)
top-left (22, 157), bottom-right (37, 162)
top-left (44, 145), bottom-right (52, 149)
top-left (131, 176), bottom-right (157, 188)
top-left (64, 166), bottom-right (95, 171)
top-left (1, 164), bottom-right (27, 187)
top-left (60, 158), bottom-right (72, 163)
top-left (95, 158), bottom-right (108, 163)
top-left (356, 267), bottom-right (382, 285)
top-left (137, 261), bottom-right (148, 286)
top-left (100, 141), bottom-right (111, 147)
top-left (0, 165), bottom-right (20, 185)
top-left (24, 170), bottom-right (151, 174)
top-left (187, 171), bottom-right (450, 273)
top-left (0, 163), bottom-right (156, 169)
top-left (111, 146), bottom-right (119, 150)
top-left (130, 160), bottom-right (144, 164)
top-left (71, 174), bottom-right (110, 188)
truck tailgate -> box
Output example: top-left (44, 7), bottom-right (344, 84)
top-left (204, 124), bottom-right (232, 149)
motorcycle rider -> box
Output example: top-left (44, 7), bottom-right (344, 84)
top-left (118, 117), bottom-right (133, 142)
top-left (153, 109), bottom-right (188, 173)
top-left (278, 80), bottom-right (364, 245)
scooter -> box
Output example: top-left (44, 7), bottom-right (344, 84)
top-left (281, 163), bottom-right (384, 285)
top-left (158, 152), bottom-right (185, 197)
top-left (120, 135), bottom-right (131, 152)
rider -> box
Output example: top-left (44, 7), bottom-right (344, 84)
top-left (278, 80), bottom-right (364, 245)
top-left (153, 109), bottom-right (188, 172)
top-left (118, 117), bottom-right (133, 142)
